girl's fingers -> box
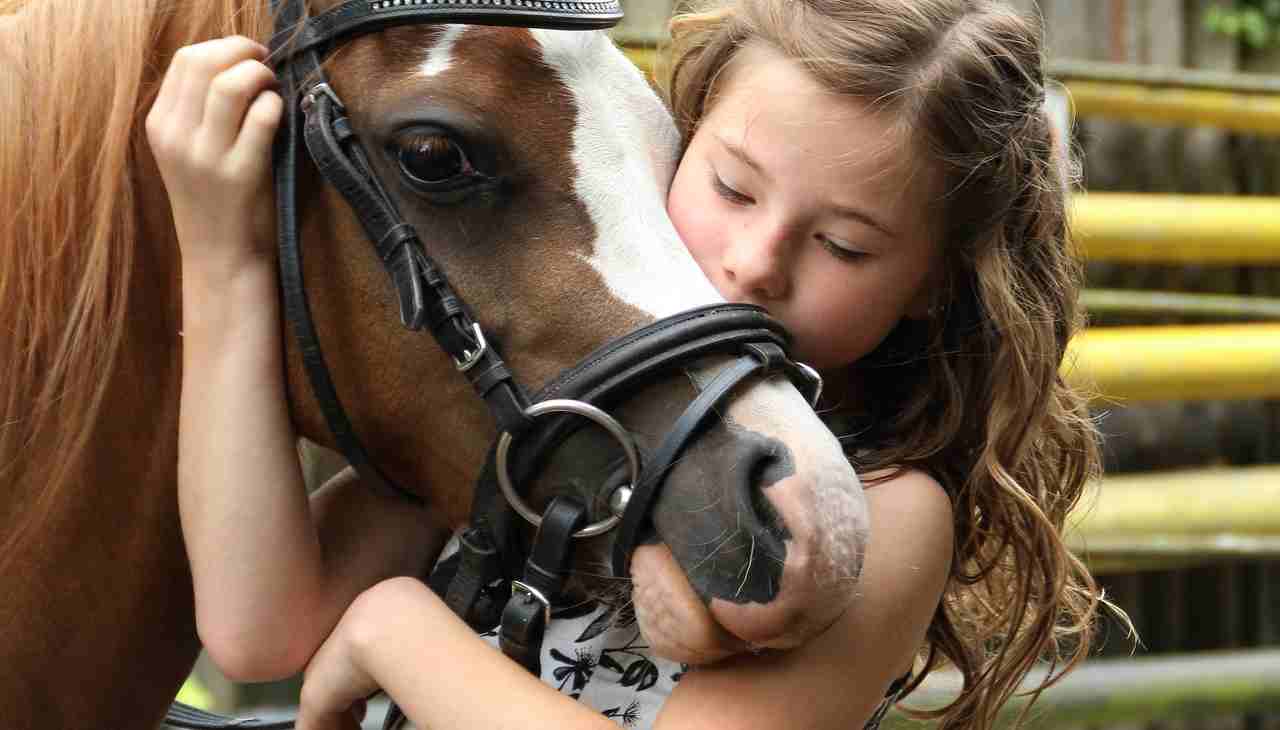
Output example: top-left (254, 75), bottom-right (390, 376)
top-left (230, 89), bottom-right (282, 165)
top-left (226, 90), bottom-right (283, 181)
top-left (202, 59), bottom-right (279, 155)
top-left (169, 36), bottom-right (269, 135)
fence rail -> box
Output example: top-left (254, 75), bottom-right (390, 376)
top-left (1067, 324), bottom-right (1280, 402)
top-left (1074, 194), bottom-right (1280, 264)
top-left (883, 649), bottom-right (1280, 730)
top-left (1069, 466), bottom-right (1280, 573)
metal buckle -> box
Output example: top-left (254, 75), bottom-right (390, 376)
top-left (495, 399), bottom-right (641, 538)
top-left (453, 323), bottom-right (487, 372)
top-left (300, 82), bottom-right (345, 114)
top-left (794, 362), bottom-right (823, 409)
top-left (511, 580), bottom-right (552, 626)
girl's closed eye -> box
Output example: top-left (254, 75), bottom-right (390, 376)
top-left (817, 233), bottom-right (869, 262)
top-left (711, 170), bottom-right (754, 205)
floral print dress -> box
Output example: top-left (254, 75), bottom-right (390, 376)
top-left (467, 594), bottom-right (910, 729)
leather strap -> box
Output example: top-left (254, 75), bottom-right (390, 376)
top-left (499, 498), bottom-right (587, 675)
top-left (611, 349), bottom-right (777, 577)
top-left (441, 527), bottom-right (505, 630)
top-left (300, 90), bottom-right (533, 436)
top-left (269, 0), bottom-right (622, 58)
top-left (163, 702), bottom-right (295, 729)
top-left (275, 50), bottom-right (427, 504)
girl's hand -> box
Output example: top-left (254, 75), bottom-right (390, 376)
top-left (296, 582), bottom-right (406, 730)
top-left (296, 577), bottom-right (617, 730)
top-left (146, 35), bottom-right (281, 277)
top-left (296, 612), bottom-right (377, 730)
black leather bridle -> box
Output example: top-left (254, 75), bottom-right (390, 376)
top-left (165, 1), bottom-right (822, 727)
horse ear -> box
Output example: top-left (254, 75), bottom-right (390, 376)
top-left (667, 6), bottom-right (734, 39)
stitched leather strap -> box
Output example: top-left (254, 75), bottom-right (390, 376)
top-left (163, 702), bottom-right (295, 729)
top-left (270, 0), bottom-right (622, 58)
top-left (610, 347), bottom-right (780, 577)
top-left (499, 497), bottom-right (586, 675)
top-left (441, 527), bottom-right (505, 630)
top-left (301, 84), bottom-right (535, 437)
top-left (276, 52), bottom-right (428, 503)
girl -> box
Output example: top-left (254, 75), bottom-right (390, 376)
top-left (148, 1), bottom-right (1107, 729)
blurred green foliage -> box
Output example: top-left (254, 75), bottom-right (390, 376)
top-left (1204, 0), bottom-right (1280, 48)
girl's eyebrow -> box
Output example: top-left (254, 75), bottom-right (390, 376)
top-left (831, 204), bottom-right (898, 239)
top-left (714, 134), bottom-right (772, 182)
top-left (715, 132), bottom-right (897, 239)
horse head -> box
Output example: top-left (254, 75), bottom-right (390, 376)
top-left (281, 16), bottom-right (869, 662)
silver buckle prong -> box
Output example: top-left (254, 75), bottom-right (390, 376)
top-left (453, 323), bottom-right (487, 372)
top-left (794, 362), bottom-right (823, 409)
top-left (300, 82), bottom-right (345, 114)
top-left (511, 580), bottom-right (552, 626)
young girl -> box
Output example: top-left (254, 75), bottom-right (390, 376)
top-left (148, 1), bottom-right (1105, 729)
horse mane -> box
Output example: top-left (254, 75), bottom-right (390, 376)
top-left (0, 0), bottom-right (272, 569)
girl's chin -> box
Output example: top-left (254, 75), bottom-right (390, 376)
top-left (629, 543), bottom-right (749, 665)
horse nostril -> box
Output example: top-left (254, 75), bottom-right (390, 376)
top-left (737, 438), bottom-right (795, 555)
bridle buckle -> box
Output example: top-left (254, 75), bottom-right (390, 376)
top-left (510, 580), bottom-right (552, 626)
top-left (300, 82), bottom-right (345, 114)
top-left (453, 323), bottom-right (488, 372)
top-left (793, 361), bottom-right (824, 408)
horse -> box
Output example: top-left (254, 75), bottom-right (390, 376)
top-left (0, 1), bottom-right (868, 728)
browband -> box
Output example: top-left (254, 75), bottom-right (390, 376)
top-left (269, 0), bottom-right (622, 57)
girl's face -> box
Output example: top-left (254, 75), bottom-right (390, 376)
top-left (668, 43), bottom-right (943, 371)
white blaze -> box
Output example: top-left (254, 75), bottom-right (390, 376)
top-left (531, 29), bottom-right (724, 318)
top-left (420, 24), bottom-right (467, 76)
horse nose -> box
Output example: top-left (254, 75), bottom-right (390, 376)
top-left (643, 427), bottom-right (798, 606)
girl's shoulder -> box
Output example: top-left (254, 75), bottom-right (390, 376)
top-left (860, 466), bottom-right (954, 568)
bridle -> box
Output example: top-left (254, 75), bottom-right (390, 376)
top-left (165, 1), bottom-right (822, 727)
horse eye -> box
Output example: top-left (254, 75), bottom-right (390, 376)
top-left (395, 132), bottom-right (473, 188)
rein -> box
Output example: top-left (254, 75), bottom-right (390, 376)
top-left (166, 2), bottom-right (820, 727)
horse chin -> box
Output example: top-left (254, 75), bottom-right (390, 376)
top-left (629, 539), bottom-right (857, 665)
top-left (629, 543), bottom-right (748, 665)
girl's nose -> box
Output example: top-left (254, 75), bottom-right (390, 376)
top-left (722, 228), bottom-right (790, 301)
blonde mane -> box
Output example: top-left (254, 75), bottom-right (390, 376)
top-left (0, 0), bottom-right (273, 568)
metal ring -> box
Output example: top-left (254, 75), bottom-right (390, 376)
top-left (495, 399), bottom-right (641, 538)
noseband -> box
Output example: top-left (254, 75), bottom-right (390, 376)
top-left (167, 1), bottom-right (821, 727)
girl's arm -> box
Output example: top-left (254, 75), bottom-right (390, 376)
top-left (296, 468), bottom-right (953, 730)
top-left (297, 577), bottom-right (619, 730)
top-left (148, 36), bottom-right (447, 682)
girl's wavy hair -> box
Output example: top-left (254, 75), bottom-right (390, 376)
top-left (662, 2), bottom-right (1118, 729)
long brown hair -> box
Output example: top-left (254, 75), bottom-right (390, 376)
top-left (0, 0), bottom-right (273, 570)
top-left (663, 2), bottom-right (1114, 729)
